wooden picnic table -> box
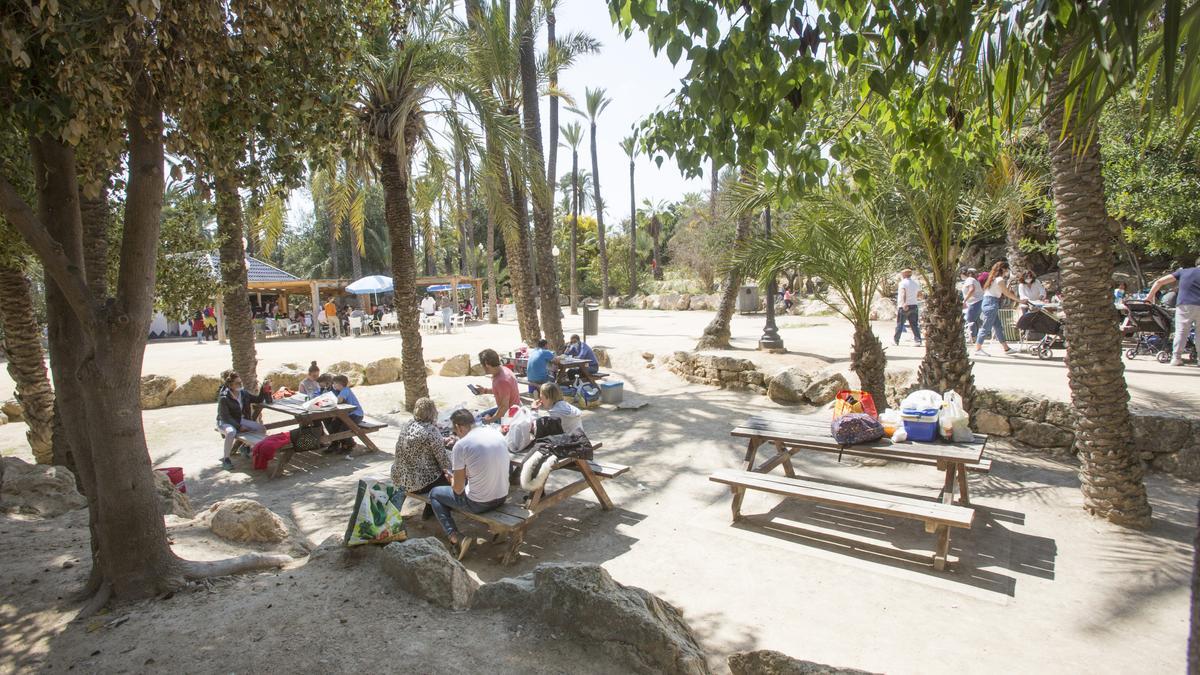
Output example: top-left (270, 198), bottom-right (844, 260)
top-left (239, 399), bottom-right (387, 478)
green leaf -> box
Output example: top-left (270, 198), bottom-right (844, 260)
top-left (867, 71), bottom-right (889, 97)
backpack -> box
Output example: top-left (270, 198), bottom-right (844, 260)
top-left (289, 424), bottom-right (322, 453)
top-left (532, 415), bottom-right (564, 440)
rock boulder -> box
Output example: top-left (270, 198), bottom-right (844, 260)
top-left (474, 563), bottom-right (709, 674)
top-left (1, 399), bottom-right (22, 421)
top-left (440, 354), bottom-right (472, 377)
top-left (973, 410), bottom-right (1011, 437)
top-left (1009, 418), bottom-right (1075, 449)
top-left (202, 498), bottom-right (289, 543)
top-left (729, 650), bottom-right (878, 675)
top-left (1131, 413), bottom-right (1192, 455)
top-left (165, 374), bottom-right (222, 407)
top-left (768, 367), bottom-right (812, 405)
top-left (803, 371), bottom-right (849, 406)
top-left (139, 374), bottom-right (176, 409)
top-left (0, 457), bottom-right (87, 517)
top-left (380, 538), bottom-right (478, 610)
top-left (265, 368), bottom-right (306, 391)
top-left (365, 357), bottom-right (403, 385)
top-left (327, 361), bottom-right (366, 387)
top-left (153, 469), bottom-right (194, 518)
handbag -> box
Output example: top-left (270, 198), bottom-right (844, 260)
top-left (830, 413), bottom-right (885, 447)
top-left (532, 415), bottom-right (564, 439)
top-left (343, 478), bottom-right (407, 546)
top-left (290, 424), bottom-right (322, 453)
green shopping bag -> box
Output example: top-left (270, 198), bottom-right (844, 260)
top-left (343, 477), bottom-right (408, 546)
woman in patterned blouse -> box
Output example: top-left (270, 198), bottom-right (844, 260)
top-left (392, 398), bottom-right (451, 518)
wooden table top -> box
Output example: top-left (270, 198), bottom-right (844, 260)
top-left (263, 400), bottom-right (356, 418)
top-left (733, 413), bottom-right (986, 464)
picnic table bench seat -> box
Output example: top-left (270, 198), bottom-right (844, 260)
top-left (709, 469), bottom-right (974, 570)
top-left (227, 411), bottom-right (388, 478)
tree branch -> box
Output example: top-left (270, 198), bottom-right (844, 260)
top-left (115, 74), bottom-right (166, 321)
top-left (0, 170), bottom-right (95, 327)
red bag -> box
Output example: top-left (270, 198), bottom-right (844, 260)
top-left (252, 432), bottom-right (291, 470)
top-left (832, 390), bottom-right (877, 420)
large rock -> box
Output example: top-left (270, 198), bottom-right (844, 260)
top-left (659, 293), bottom-right (681, 311)
top-left (592, 347), bottom-right (612, 368)
top-left (677, 294), bottom-right (692, 311)
top-left (0, 411), bottom-right (6, 425)
top-left (139, 374), bottom-right (176, 409)
top-left (884, 368), bottom-right (919, 405)
top-left (768, 367), bottom-right (812, 405)
top-left (1009, 418), bottom-right (1075, 449)
top-left (469, 363), bottom-right (485, 376)
top-left (327, 361), bottom-right (366, 387)
top-left (803, 371), bottom-right (848, 406)
top-left (474, 563), bottom-right (709, 674)
top-left (0, 457), bottom-right (87, 517)
top-left (202, 498), bottom-right (289, 543)
top-left (265, 367), bottom-right (305, 391)
top-left (729, 650), bottom-right (878, 675)
top-left (1, 398), bottom-right (22, 421)
top-left (973, 410), bottom-right (1011, 437)
top-left (153, 469), bottom-right (194, 518)
top-left (365, 357), bottom-right (403, 385)
top-left (165, 374), bottom-right (222, 407)
top-left (1131, 413), bottom-right (1192, 455)
top-left (380, 538), bottom-right (478, 610)
top-left (1156, 427), bottom-right (1200, 479)
top-left (440, 354), bottom-right (472, 377)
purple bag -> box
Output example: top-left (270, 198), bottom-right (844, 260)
top-left (830, 413), bottom-right (885, 446)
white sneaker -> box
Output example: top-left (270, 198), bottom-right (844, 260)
top-left (972, 349), bottom-right (990, 358)
top-left (1170, 359), bottom-right (1184, 367)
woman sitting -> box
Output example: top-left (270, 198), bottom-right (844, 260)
top-left (215, 370), bottom-right (270, 471)
top-left (391, 397), bottom-right (451, 520)
top-left (534, 382), bottom-right (583, 434)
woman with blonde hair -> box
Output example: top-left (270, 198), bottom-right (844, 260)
top-left (392, 397), bottom-right (451, 519)
top-left (535, 382), bottom-right (583, 434)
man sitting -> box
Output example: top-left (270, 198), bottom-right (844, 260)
top-left (526, 338), bottom-right (555, 388)
top-left (475, 348), bottom-right (519, 423)
top-left (561, 334), bottom-right (600, 387)
top-left (428, 409), bottom-right (510, 559)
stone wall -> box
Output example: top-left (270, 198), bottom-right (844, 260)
top-left (664, 352), bottom-right (767, 395)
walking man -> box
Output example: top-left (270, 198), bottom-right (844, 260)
top-left (1148, 257), bottom-right (1200, 366)
top-left (894, 269), bottom-right (923, 347)
top-left (323, 297), bottom-right (341, 339)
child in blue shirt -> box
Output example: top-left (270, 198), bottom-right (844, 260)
top-left (323, 374), bottom-right (364, 454)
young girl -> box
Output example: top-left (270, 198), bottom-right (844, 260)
top-left (974, 261), bottom-right (1025, 357)
top-left (215, 370), bottom-right (270, 471)
top-left (324, 374), bottom-right (364, 454)
top-left (533, 382), bottom-right (583, 434)
top-left (299, 361), bottom-right (322, 398)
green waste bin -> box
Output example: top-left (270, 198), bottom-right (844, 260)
top-left (583, 304), bottom-right (599, 337)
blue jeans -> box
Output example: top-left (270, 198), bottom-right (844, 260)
top-left (976, 296), bottom-right (1005, 346)
top-left (428, 485), bottom-right (507, 538)
top-left (965, 301), bottom-right (982, 341)
top-left (894, 305), bottom-right (921, 344)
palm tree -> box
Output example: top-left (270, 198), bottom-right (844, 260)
top-left (560, 120), bottom-right (585, 314)
top-left (641, 198), bottom-right (668, 279)
top-left (0, 259), bottom-right (55, 465)
top-left (619, 132), bottom-right (638, 295)
top-left (311, 163), bottom-right (368, 282)
top-left (569, 87), bottom-right (612, 307)
top-left (696, 167), bottom-right (750, 350)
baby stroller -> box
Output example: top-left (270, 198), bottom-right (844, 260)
top-left (1121, 301), bottom-right (1175, 363)
top-left (1015, 305), bottom-right (1064, 360)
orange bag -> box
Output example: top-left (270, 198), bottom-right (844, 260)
top-left (832, 390), bottom-right (878, 420)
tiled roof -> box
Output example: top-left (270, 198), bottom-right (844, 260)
top-left (196, 252), bottom-right (300, 283)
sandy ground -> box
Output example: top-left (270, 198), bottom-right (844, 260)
top-left (1, 309), bottom-right (1197, 674)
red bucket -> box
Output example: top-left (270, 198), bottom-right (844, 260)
top-left (155, 466), bottom-right (187, 494)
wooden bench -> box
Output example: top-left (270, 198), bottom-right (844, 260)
top-left (710, 469), bottom-right (974, 570)
top-left (407, 451), bottom-right (629, 565)
top-left (231, 416), bottom-right (388, 478)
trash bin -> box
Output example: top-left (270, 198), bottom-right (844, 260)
top-left (583, 303), bottom-right (599, 337)
top-left (737, 285), bottom-right (760, 314)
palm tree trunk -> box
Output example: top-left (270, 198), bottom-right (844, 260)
top-left (0, 264), bottom-right (55, 465)
top-left (628, 158), bottom-right (637, 295)
top-left (589, 121), bottom-right (609, 307)
top-left (506, 166), bottom-right (541, 343)
top-left (710, 157), bottom-right (718, 223)
top-left (214, 172), bottom-right (259, 391)
top-left (518, 0), bottom-right (564, 349)
top-left (327, 214), bottom-right (340, 279)
top-left (380, 145), bottom-right (429, 411)
top-left (487, 208), bottom-right (499, 324)
top-left (851, 322), bottom-right (888, 409)
top-left (455, 156), bottom-right (467, 275)
top-left (1044, 59), bottom-right (1150, 528)
top-left (697, 187), bottom-right (750, 350)
top-left (546, 6), bottom-right (559, 211)
top-left (916, 273), bottom-right (975, 410)
top-left (570, 148), bottom-right (579, 315)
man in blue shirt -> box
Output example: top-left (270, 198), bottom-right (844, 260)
top-left (561, 334), bottom-right (600, 386)
top-left (1148, 257), bottom-right (1200, 366)
top-left (526, 339), bottom-right (556, 386)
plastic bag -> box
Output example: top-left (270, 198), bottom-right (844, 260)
top-left (901, 389), bottom-right (942, 411)
top-left (830, 413), bottom-right (885, 445)
top-left (342, 477), bottom-right (407, 546)
top-left (833, 390), bottom-right (878, 420)
top-left (878, 409), bottom-right (903, 436)
top-left (940, 391), bottom-right (973, 442)
top-left (303, 391), bottom-right (337, 410)
top-left (574, 383), bottom-right (601, 409)
top-left (504, 406), bottom-right (534, 453)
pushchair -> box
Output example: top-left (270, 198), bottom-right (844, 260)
top-left (1015, 305), bottom-right (1064, 360)
top-left (1121, 301), bottom-right (1175, 363)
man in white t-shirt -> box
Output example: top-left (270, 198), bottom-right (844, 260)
top-left (959, 267), bottom-right (983, 341)
top-left (428, 409), bottom-right (510, 559)
top-left (894, 269), bottom-right (923, 347)
top-left (420, 294), bottom-right (436, 316)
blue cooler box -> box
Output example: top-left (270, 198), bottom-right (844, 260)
top-left (600, 381), bottom-right (624, 404)
top-left (901, 408), bottom-right (940, 442)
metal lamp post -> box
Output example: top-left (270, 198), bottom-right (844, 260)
top-left (758, 205), bottom-right (784, 351)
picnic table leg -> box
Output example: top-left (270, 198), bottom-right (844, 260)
top-left (270, 448), bottom-right (295, 479)
top-left (743, 438), bottom-right (764, 473)
top-left (501, 527), bottom-right (526, 565)
top-left (731, 486), bottom-right (746, 522)
top-left (939, 462), bottom-right (958, 505)
top-left (956, 464), bottom-right (971, 506)
top-left (932, 525), bottom-right (951, 571)
top-left (773, 440), bottom-right (797, 478)
top-left (575, 459), bottom-right (614, 510)
top-left (338, 411), bottom-right (381, 453)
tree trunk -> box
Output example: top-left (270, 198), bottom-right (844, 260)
top-left (380, 144), bottom-right (429, 411)
top-left (0, 264), bottom-right (55, 464)
top-left (214, 173), bottom-right (259, 391)
top-left (696, 191), bottom-right (749, 350)
top-left (589, 121), bottom-right (609, 308)
top-left (79, 182), bottom-right (110, 301)
top-left (486, 208), bottom-right (498, 324)
top-left (455, 156), bottom-right (467, 275)
top-left (327, 214), bottom-right (340, 279)
top-left (710, 157), bottom-right (718, 223)
top-left (518, 3), bottom-right (564, 349)
top-left (651, 213), bottom-right (662, 281)
top-left (506, 165), bottom-right (541, 343)
top-left (546, 7), bottom-right (559, 209)
top-left (916, 274), bottom-right (976, 410)
top-left (851, 322), bottom-right (888, 409)
top-left (1044, 61), bottom-right (1151, 528)
top-left (570, 148), bottom-right (579, 314)
top-left (349, 231), bottom-right (363, 280)
top-left (628, 158), bottom-right (637, 296)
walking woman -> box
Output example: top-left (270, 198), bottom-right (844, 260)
top-left (973, 261), bottom-right (1025, 357)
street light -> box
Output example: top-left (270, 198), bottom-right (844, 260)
top-left (758, 205), bottom-right (784, 351)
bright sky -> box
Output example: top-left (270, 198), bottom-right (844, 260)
top-left (288, 1), bottom-right (705, 231)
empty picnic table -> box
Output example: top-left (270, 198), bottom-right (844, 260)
top-left (236, 400), bottom-right (387, 478)
top-left (714, 412), bottom-right (992, 570)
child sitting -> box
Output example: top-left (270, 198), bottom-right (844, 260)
top-left (323, 374), bottom-right (364, 454)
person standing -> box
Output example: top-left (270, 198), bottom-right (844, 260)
top-left (428, 409), bottom-right (510, 559)
top-left (959, 268), bottom-right (983, 341)
top-left (421, 293), bottom-right (436, 317)
top-left (973, 261), bottom-right (1024, 357)
top-left (894, 269), bottom-right (922, 347)
top-left (192, 311), bottom-right (207, 345)
top-left (1147, 258), bottom-right (1200, 366)
top-left (438, 293), bottom-right (453, 333)
top-left (323, 297), bottom-right (341, 338)
top-left (1017, 271), bottom-right (1047, 315)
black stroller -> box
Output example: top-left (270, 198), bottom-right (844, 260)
top-left (1121, 301), bottom-right (1175, 363)
top-left (1015, 305), bottom-right (1064, 360)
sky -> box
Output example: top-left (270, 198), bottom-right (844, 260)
top-left (288, 1), bottom-right (707, 232)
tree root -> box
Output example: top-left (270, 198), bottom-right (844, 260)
top-left (74, 581), bottom-right (112, 621)
top-left (179, 553), bottom-right (293, 581)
